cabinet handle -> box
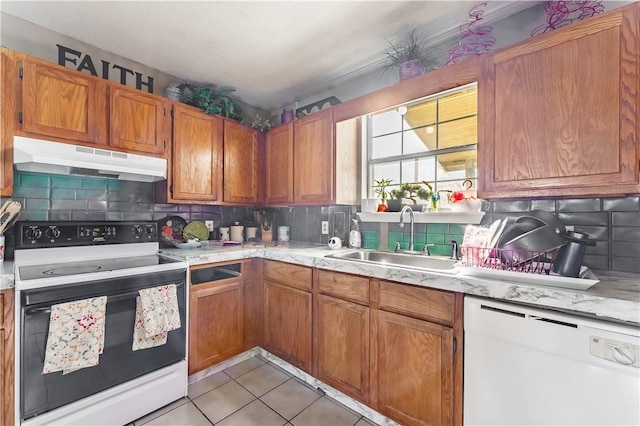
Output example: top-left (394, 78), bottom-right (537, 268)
top-left (453, 337), bottom-right (457, 353)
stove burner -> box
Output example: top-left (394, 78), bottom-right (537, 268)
top-left (43, 265), bottom-right (103, 276)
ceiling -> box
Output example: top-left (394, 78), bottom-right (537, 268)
top-left (1, 1), bottom-right (537, 112)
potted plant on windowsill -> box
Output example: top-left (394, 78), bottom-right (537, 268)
top-left (387, 187), bottom-right (407, 212)
top-left (383, 29), bottom-right (438, 81)
top-left (373, 178), bottom-right (393, 212)
top-left (387, 182), bottom-right (438, 212)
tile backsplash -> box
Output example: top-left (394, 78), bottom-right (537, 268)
top-left (3, 171), bottom-right (639, 273)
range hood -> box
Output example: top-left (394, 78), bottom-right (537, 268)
top-left (13, 136), bottom-right (167, 182)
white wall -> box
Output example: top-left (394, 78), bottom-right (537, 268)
top-left (0, 12), bottom-right (269, 117)
top-left (1, 12), bottom-right (178, 95)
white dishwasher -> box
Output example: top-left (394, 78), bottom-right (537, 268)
top-left (464, 296), bottom-right (640, 425)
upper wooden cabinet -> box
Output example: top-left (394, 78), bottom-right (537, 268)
top-left (480, 4), bottom-right (639, 199)
top-left (265, 123), bottom-right (294, 205)
top-left (1, 47), bottom-right (169, 196)
top-left (21, 56), bottom-right (106, 144)
top-left (293, 109), bottom-right (334, 204)
top-left (169, 103), bottom-right (222, 203)
top-left (269, 109), bottom-right (358, 206)
top-left (109, 86), bottom-right (168, 155)
top-left (223, 119), bottom-right (259, 204)
top-left (1, 48), bottom-right (17, 196)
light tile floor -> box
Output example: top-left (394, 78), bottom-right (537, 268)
top-left (132, 356), bottom-right (379, 426)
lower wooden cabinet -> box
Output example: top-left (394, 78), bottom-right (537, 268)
top-left (1, 289), bottom-right (15, 426)
top-left (374, 310), bottom-right (454, 426)
top-left (188, 263), bottom-right (245, 374)
top-left (263, 280), bottom-right (312, 372)
top-left (374, 280), bottom-right (462, 426)
top-left (187, 260), bottom-right (462, 426)
top-left (315, 294), bottom-right (370, 403)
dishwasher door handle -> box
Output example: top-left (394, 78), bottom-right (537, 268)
top-left (529, 315), bottom-right (578, 328)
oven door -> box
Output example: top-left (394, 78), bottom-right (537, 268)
top-left (19, 269), bottom-right (187, 421)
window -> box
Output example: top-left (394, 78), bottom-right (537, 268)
top-left (366, 83), bottom-right (478, 200)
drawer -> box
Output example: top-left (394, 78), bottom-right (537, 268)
top-left (264, 260), bottom-right (312, 291)
top-left (378, 281), bottom-right (455, 325)
top-left (318, 270), bottom-right (369, 304)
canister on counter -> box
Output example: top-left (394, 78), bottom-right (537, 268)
top-left (278, 226), bottom-right (290, 242)
top-left (219, 227), bottom-right (230, 241)
top-left (230, 225), bottom-right (244, 242)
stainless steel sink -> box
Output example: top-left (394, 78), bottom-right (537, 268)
top-left (325, 250), bottom-right (458, 274)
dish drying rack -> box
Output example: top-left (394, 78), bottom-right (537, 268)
top-left (460, 246), bottom-right (557, 275)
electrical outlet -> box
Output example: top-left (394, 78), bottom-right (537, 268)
top-left (321, 221), bottom-right (329, 235)
top-left (205, 220), bottom-right (214, 231)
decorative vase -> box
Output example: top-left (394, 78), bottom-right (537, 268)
top-left (399, 59), bottom-right (424, 81)
top-left (281, 107), bottom-right (294, 123)
top-left (163, 86), bottom-right (182, 101)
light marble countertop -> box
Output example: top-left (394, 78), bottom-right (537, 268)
top-left (159, 242), bottom-right (640, 325)
top-left (3, 243), bottom-right (638, 324)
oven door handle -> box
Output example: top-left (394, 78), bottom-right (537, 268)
top-left (23, 282), bottom-right (185, 315)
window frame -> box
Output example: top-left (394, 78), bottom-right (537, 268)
top-left (364, 83), bottom-right (478, 199)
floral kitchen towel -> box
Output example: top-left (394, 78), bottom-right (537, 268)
top-left (132, 296), bottom-right (168, 350)
top-left (132, 284), bottom-right (180, 351)
top-left (43, 296), bottom-right (107, 375)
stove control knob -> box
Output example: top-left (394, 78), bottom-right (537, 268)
top-left (145, 225), bottom-right (155, 237)
top-left (45, 226), bottom-right (61, 240)
top-left (25, 227), bottom-right (42, 240)
top-left (132, 225), bottom-right (143, 237)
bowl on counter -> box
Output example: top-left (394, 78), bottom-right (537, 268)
top-left (173, 240), bottom-right (202, 249)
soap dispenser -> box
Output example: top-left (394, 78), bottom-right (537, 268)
top-left (349, 218), bottom-right (361, 249)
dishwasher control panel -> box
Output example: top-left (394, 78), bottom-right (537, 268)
top-left (590, 336), bottom-right (640, 368)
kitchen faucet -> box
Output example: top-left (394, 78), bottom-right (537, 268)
top-left (398, 205), bottom-right (415, 252)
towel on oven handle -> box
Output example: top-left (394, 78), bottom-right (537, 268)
top-left (43, 296), bottom-right (107, 374)
top-left (133, 284), bottom-right (181, 351)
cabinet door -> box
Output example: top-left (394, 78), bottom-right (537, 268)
top-left (0, 326), bottom-right (4, 426)
top-left (315, 294), bottom-right (369, 403)
top-left (171, 103), bottom-right (222, 202)
top-left (481, 6), bottom-right (639, 198)
top-left (243, 259), bottom-right (263, 350)
top-left (110, 86), bottom-right (167, 155)
top-left (375, 310), bottom-right (454, 426)
top-left (1, 289), bottom-right (14, 426)
top-left (264, 280), bottom-right (312, 372)
top-left (1, 48), bottom-right (16, 196)
top-left (189, 281), bottom-right (244, 374)
top-left (265, 123), bottom-right (294, 205)
top-left (293, 109), bottom-right (334, 204)
top-left (22, 57), bottom-right (102, 144)
top-left (223, 120), bottom-right (259, 204)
